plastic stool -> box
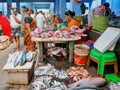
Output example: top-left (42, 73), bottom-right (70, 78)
top-left (105, 73), bottom-right (120, 82)
top-left (87, 48), bottom-right (118, 76)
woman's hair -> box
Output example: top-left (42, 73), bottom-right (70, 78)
top-left (26, 8), bottom-right (29, 12)
top-left (65, 10), bottom-right (75, 17)
top-left (22, 6), bottom-right (26, 9)
top-left (0, 11), bottom-right (2, 15)
top-left (104, 2), bottom-right (110, 8)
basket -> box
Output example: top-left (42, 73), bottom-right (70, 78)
top-left (74, 44), bottom-right (90, 65)
top-left (74, 16), bottom-right (84, 23)
top-left (93, 16), bottom-right (109, 32)
top-left (0, 36), bottom-right (10, 50)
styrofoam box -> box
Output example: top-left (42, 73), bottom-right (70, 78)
top-left (94, 27), bottom-right (120, 53)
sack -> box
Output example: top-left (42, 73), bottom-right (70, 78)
top-left (0, 36), bottom-right (10, 50)
top-left (93, 16), bottom-right (109, 32)
top-left (74, 44), bottom-right (90, 55)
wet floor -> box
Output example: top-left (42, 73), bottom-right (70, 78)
top-left (0, 37), bottom-right (110, 90)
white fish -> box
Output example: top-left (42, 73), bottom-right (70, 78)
top-left (109, 82), bottom-right (120, 90)
top-left (26, 51), bottom-right (34, 62)
top-left (14, 51), bottom-right (23, 67)
top-left (7, 51), bottom-right (20, 63)
top-left (34, 63), bottom-right (68, 79)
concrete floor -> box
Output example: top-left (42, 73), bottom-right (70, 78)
top-left (0, 37), bottom-right (110, 90)
top-left (0, 37), bottom-right (29, 90)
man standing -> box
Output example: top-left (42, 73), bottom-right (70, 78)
top-left (10, 8), bottom-right (22, 51)
top-left (36, 11), bottom-right (45, 29)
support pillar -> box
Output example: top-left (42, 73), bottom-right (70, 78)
top-left (70, 0), bottom-right (82, 16)
top-left (55, 0), bottom-right (60, 16)
top-left (89, 0), bottom-right (93, 10)
top-left (50, 3), bottom-right (54, 15)
top-left (7, 0), bottom-right (12, 17)
top-left (16, 1), bottom-right (20, 13)
top-left (59, 0), bottom-right (66, 20)
top-left (2, 3), bottom-right (4, 13)
top-left (101, 0), bottom-right (106, 5)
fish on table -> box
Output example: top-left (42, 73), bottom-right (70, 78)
top-left (14, 51), bottom-right (23, 67)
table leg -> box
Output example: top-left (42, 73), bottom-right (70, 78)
top-left (69, 41), bottom-right (74, 63)
top-left (39, 42), bottom-right (43, 62)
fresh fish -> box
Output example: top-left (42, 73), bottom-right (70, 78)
top-left (109, 82), bottom-right (120, 90)
top-left (34, 63), bottom-right (68, 79)
top-left (20, 51), bottom-right (26, 66)
top-left (7, 51), bottom-right (20, 63)
top-left (67, 77), bottom-right (106, 89)
top-left (31, 76), bottom-right (67, 90)
top-left (30, 76), bottom-right (52, 90)
top-left (26, 51), bottom-right (34, 62)
top-left (14, 51), bottom-right (23, 67)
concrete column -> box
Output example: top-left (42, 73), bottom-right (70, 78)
top-left (7, 0), bottom-right (12, 17)
top-left (0, 3), bottom-right (2, 12)
top-left (2, 3), bottom-right (4, 14)
top-left (89, 0), bottom-right (93, 9)
top-left (59, 0), bottom-right (66, 19)
top-left (55, 0), bottom-right (60, 16)
top-left (70, 0), bottom-right (82, 16)
top-left (50, 3), bottom-right (54, 15)
top-left (101, 0), bottom-right (106, 5)
top-left (16, 1), bottom-right (20, 13)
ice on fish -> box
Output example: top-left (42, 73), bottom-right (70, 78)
top-left (26, 51), bottom-right (34, 62)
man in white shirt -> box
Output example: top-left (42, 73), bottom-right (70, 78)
top-left (10, 8), bottom-right (22, 51)
top-left (36, 11), bottom-right (45, 29)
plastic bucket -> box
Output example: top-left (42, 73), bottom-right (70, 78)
top-left (74, 44), bottom-right (90, 65)
top-left (74, 52), bottom-right (88, 65)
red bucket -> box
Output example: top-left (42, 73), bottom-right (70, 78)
top-left (74, 53), bottom-right (88, 65)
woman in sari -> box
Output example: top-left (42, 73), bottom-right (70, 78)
top-left (23, 8), bottom-right (36, 51)
top-left (0, 11), bottom-right (13, 40)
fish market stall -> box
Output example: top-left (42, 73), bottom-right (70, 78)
top-left (31, 26), bottom-right (87, 63)
top-left (32, 36), bottom-right (81, 63)
top-left (2, 51), bottom-right (36, 84)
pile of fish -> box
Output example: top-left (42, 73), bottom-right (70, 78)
top-left (34, 63), bottom-right (68, 79)
top-left (47, 47), bottom-right (67, 57)
top-left (7, 51), bottom-right (34, 67)
top-left (30, 76), bottom-right (67, 90)
top-left (67, 66), bottom-right (90, 81)
top-left (31, 26), bottom-right (87, 38)
top-left (108, 82), bottom-right (120, 90)
top-left (67, 77), bottom-right (106, 89)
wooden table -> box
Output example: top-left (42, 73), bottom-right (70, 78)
top-left (32, 37), bottom-right (81, 63)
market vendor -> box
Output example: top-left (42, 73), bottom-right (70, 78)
top-left (51, 14), bottom-right (63, 30)
top-left (23, 8), bottom-right (36, 51)
top-left (62, 10), bottom-right (81, 31)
